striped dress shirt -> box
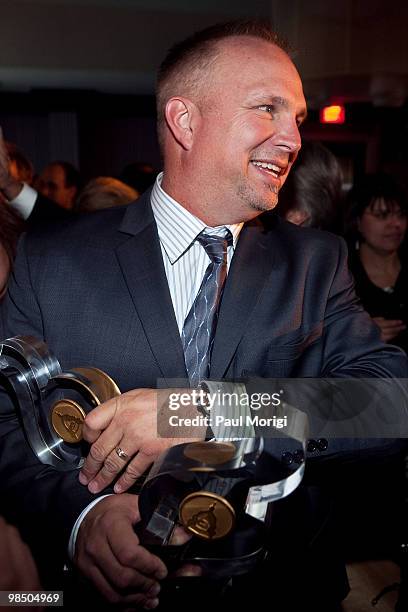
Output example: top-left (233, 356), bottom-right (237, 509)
top-left (151, 174), bottom-right (252, 440)
top-left (151, 172), bottom-right (243, 334)
top-left (69, 176), bottom-right (250, 556)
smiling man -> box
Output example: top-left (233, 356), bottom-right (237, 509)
top-left (157, 33), bottom-right (306, 224)
top-left (0, 20), bottom-right (407, 612)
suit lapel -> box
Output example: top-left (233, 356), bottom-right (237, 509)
top-left (116, 194), bottom-right (281, 384)
top-left (210, 218), bottom-right (277, 378)
top-left (115, 192), bottom-right (187, 382)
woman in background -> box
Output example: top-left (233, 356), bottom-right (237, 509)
top-left (75, 176), bottom-right (138, 213)
top-left (345, 174), bottom-right (408, 352)
top-left (275, 140), bottom-right (343, 232)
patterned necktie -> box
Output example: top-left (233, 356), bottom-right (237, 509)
top-left (182, 229), bottom-right (233, 386)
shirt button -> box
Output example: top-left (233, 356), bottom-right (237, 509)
top-left (293, 449), bottom-right (305, 464)
top-left (307, 439), bottom-right (317, 453)
top-left (316, 438), bottom-right (329, 451)
top-left (281, 452), bottom-right (294, 466)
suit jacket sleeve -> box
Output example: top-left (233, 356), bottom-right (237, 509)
top-left (245, 236), bottom-right (408, 464)
top-left (1, 224), bottom-right (407, 573)
top-left (0, 233), bottom-right (102, 579)
top-left (320, 237), bottom-right (407, 377)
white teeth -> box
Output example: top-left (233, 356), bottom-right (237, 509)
top-left (251, 160), bottom-right (282, 176)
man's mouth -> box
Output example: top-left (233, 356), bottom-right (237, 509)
top-left (250, 160), bottom-right (286, 179)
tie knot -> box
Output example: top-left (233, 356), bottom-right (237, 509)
top-left (196, 229), bottom-right (233, 263)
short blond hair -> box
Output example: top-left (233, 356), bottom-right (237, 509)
top-left (156, 20), bottom-right (289, 151)
top-left (76, 177), bottom-right (138, 212)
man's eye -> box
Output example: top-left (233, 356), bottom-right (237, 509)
top-left (257, 105), bottom-right (275, 115)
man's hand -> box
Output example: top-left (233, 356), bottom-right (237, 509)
top-left (79, 388), bottom-right (205, 494)
top-left (75, 494), bottom-right (167, 608)
top-left (372, 317), bottom-right (406, 342)
top-left (0, 517), bottom-right (41, 590)
top-left (75, 494), bottom-right (200, 608)
top-left (0, 127), bottom-right (23, 201)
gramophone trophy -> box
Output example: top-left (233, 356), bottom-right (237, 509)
top-left (0, 335), bottom-right (308, 577)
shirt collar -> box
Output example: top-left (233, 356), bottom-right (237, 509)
top-left (151, 172), bottom-right (243, 264)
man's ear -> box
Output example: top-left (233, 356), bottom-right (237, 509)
top-left (164, 97), bottom-right (199, 150)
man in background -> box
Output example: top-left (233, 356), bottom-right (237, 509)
top-left (36, 160), bottom-right (80, 210)
top-left (0, 128), bottom-right (77, 222)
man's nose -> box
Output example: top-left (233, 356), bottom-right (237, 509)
top-left (275, 119), bottom-right (302, 155)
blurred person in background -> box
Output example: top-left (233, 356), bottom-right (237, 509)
top-left (0, 127), bottom-right (72, 223)
top-left (0, 517), bottom-right (41, 592)
top-left (345, 173), bottom-right (408, 353)
top-left (0, 205), bottom-right (24, 301)
top-left (6, 141), bottom-right (34, 186)
top-left (75, 176), bottom-right (138, 213)
top-left (275, 140), bottom-right (343, 232)
top-left (37, 161), bottom-right (81, 211)
top-left (0, 205), bottom-right (24, 339)
top-left (1, 20), bottom-right (407, 611)
top-left (277, 155), bottom-right (407, 566)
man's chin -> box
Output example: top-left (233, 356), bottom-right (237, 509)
top-left (249, 195), bottom-right (279, 214)
top-left (236, 182), bottom-right (279, 218)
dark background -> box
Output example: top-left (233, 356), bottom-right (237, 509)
top-left (0, 0), bottom-right (407, 188)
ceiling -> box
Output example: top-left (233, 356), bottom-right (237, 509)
top-left (0, 0), bottom-right (407, 108)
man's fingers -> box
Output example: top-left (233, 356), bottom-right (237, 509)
top-left (98, 543), bottom-right (160, 595)
top-left (86, 563), bottom-right (158, 607)
top-left (108, 521), bottom-right (168, 582)
top-left (79, 388), bottom-right (189, 493)
top-left (169, 525), bottom-right (193, 546)
top-left (75, 495), bottom-right (164, 606)
top-left (83, 443), bottom-right (137, 493)
top-left (113, 451), bottom-right (153, 493)
top-left (87, 565), bottom-right (123, 604)
top-left (79, 429), bottom-right (123, 487)
top-left (74, 494), bottom-right (167, 607)
top-left (82, 398), bottom-right (118, 442)
top-left (172, 563), bottom-right (202, 578)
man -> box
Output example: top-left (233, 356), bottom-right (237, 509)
top-left (36, 161), bottom-right (80, 210)
top-left (0, 130), bottom-right (76, 223)
top-left (0, 20), bottom-right (407, 611)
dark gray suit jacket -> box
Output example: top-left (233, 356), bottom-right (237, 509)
top-left (0, 190), bottom-right (406, 586)
top-left (28, 193), bottom-right (71, 225)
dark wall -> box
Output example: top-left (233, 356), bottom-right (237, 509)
top-left (0, 91), bottom-right (160, 180)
